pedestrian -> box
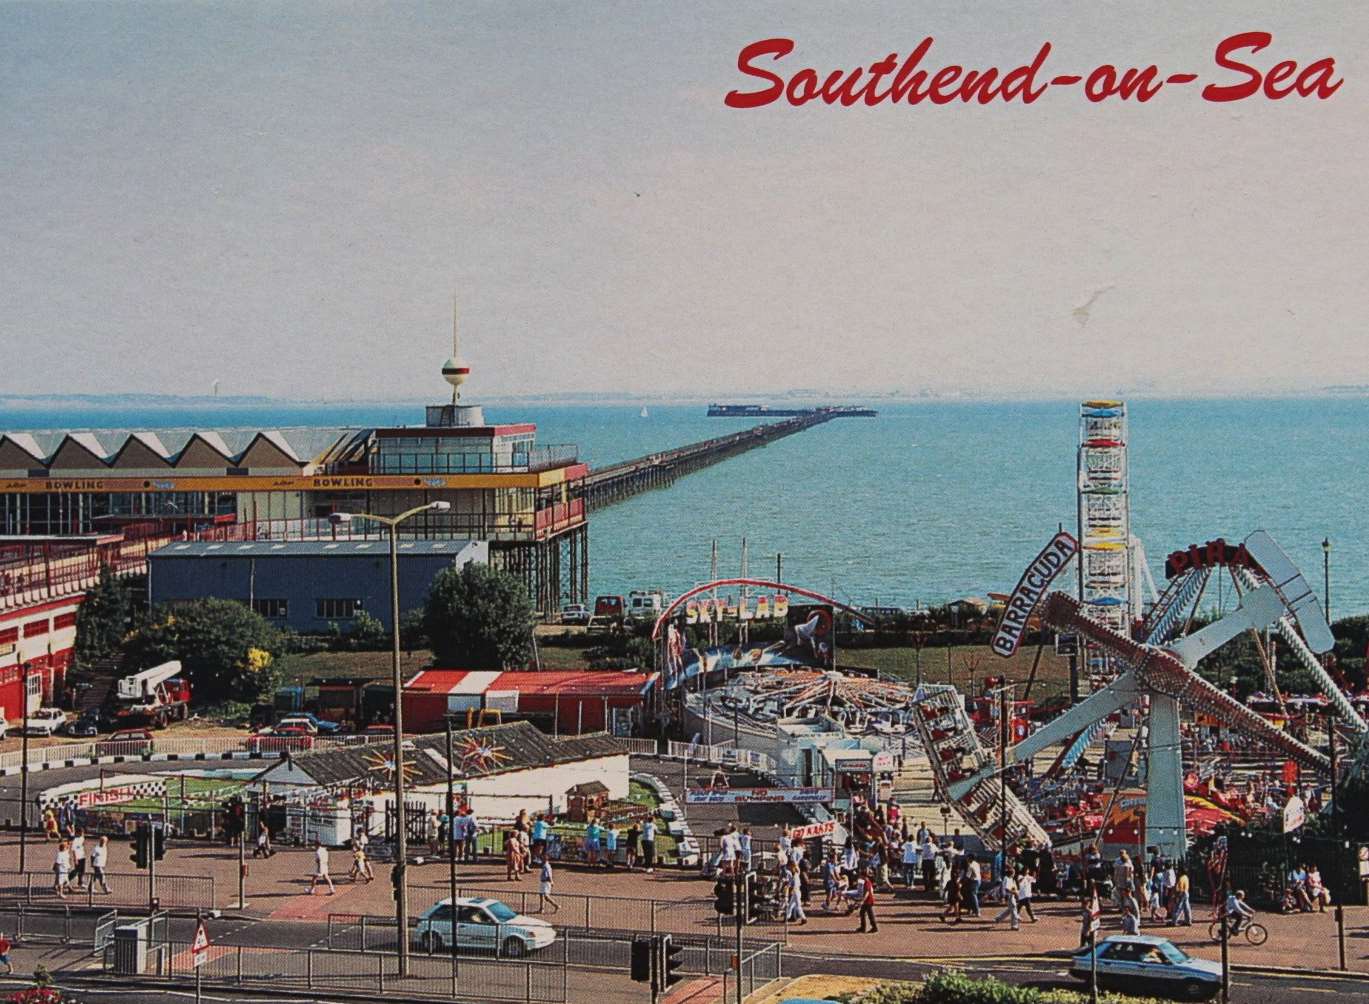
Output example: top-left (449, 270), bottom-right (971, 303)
top-left (0, 929), bottom-right (11, 976)
top-left (71, 829), bottom-right (86, 889)
top-left (821, 851), bottom-right (840, 911)
top-left (1037, 843), bottom-right (1058, 900)
top-left (254, 818), bottom-right (272, 858)
top-left (90, 835), bottom-right (111, 894)
top-left (855, 868), bottom-right (878, 933)
top-left (538, 856), bottom-right (560, 914)
top-left (505, 831), bottom-right (523, 881)
top-left (310, 841), bottom-right (336, 895)
top-left (786, 861), bottom-right (807, 925)
top-left (1017, 867), bottom-right (1038, 923)
top-left (42, 807), bottom-right (58, 842)
top-left (900, 833), bottom-right (919, 888)
top-left (531, 814), bottom-right (549, 864)
top-left (1169, 865), bottom-right (1193, 926)
top-left (641, 817), bottom-right (657, 873)
top-left (994, 868), bottom-right (1021, 930)
top-left (1120, 886), bottom-right (1141, 935)
top-left (739, 825), bottom-right (753, 872)
top-left (53, 840), bottom-right (71, 898)
top-left (348, 839), bottom-right (372, 883)
top-left (919, 832), bottom-right (937, 892)
top-left (584, 818), bottom-right (601, 866)
top-left (624, 820), bottom-right (639, 869)
top-left (942, 860), bottom-right (964, 923)
top-left (1113, 850), bottom-right (1134, 908)
top-left (464, 807), bottom-right (480, 861)
top-left (965, 855), bottom-right (982, 916)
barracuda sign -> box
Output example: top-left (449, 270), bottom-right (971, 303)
top-left (992, 531), bottom-right (1079, 657)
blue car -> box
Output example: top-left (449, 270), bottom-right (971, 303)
top-left (1071, 935), bottom-right (1220, 1001)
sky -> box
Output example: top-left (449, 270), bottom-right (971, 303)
top-left (3, 2), bottom-right (1368, 401)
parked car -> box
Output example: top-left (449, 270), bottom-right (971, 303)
top-left (67, 710), bottom-right (112, 737)
top-left (96, 728), bottom-right (155, 756)
top-left (414, 897), bottom-right (556, 958)
top-left (277, 712), bottom-right (342, 734)
top-left (362, 723), bottom-right (395, 738)
top-left (1070, 935), bottom-right (1220, 1001)
top-left (559, 603), bottom-right (590, 625)
top-left (22, 708), bottom-right (66, 737)
top-left (248, 726), bottom-right (315, 753)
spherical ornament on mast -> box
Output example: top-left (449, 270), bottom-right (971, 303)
top-left (441, 355), bottom-right (470, 402)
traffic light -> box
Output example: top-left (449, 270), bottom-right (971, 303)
top-left (129, 824), bottom-right (149, 869)
top-left (152, 824), bottom-right (167, 861)
top-left (660, 934), bottom-right (684, 988)
top-left (629, 935), bottom-right (652, 983)
top-left (741, 871), bottom-right (758, 923)
top-left (713, 877), bottom-right (734, 915)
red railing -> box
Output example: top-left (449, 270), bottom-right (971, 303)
top-left (0, 534), bottom-right (172, 613)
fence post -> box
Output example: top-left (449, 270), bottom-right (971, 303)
top-left (236, 945), bottom-right (243, 985)
top-left (649, 899), bottom-right (656, 934)
top-left (525, 956), bottom-right (533, 1003)
top-left (586, 896), bottom-right (592, 929)
top-left (24, 873), bottom-right (33, 905)
top-left (377, 952), bottom-right (385, 992)
top-left (361, 915), bottom-right (368, 952)
top-left (307, 949), bottom-right (314, 990)
top-left (62, 904), bottom-right (70, 944)
top-left (1336, 905), bottom-right (1347, 971)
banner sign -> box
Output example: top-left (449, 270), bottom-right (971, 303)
top-left (992, 531), bottom-right (1079, 657)
top-left (685, 594), bottom-right (789, 624)
top-left (1282, 794), bottom-right (1306, 833)
top-left (784, 603), bottom-right (835, 669)
top-left (684, 786), bottom-right (833, 805)
top-left (790, 820), bottom-right (836, 841)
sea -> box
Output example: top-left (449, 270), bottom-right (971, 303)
top-left (3, 398), bottom-right (1364, 616)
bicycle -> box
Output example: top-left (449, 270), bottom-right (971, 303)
top-left (1208, 916), bottom-right (1268, 946)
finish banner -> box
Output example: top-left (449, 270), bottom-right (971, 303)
top-left (991, 530), bottom-right (1079, 657)
top-left (684, 786), bottom-right (833, 805)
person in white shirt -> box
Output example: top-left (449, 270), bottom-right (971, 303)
top-left (641, 818), bottom-right (657, 872)
top-left (1017, 868), bottom-right (1037, 922)
top-left (994, 868), bottom-right (1021, 929)
top-left (738, 826), bottom-right (753, 870)
top-left (901, 837), bottom-right (920, 888)
top-left (90, 835), bottom-right (110, 894)
top-left (920, 834), bottom-right (938, 892)
top-left (71, 831), bottom-right (87, 890)
top-left (310, 841), bottom-right (336, 895)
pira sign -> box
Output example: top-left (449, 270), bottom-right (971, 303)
top-left (1164, 538), bottom-right (1262, 579)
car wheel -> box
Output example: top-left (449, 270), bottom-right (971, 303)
top-left (419, 930), bottom-right (441, 952)
top-left (1181, 978), bottom-right (1210, 1000)
top-left (501, 937), bottom-right (527, 959)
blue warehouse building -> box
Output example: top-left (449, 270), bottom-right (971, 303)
top-left (148, 539), bottom-right (488, 633)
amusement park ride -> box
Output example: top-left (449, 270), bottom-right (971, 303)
top-left (922, 401), bottom-right (1366, 860)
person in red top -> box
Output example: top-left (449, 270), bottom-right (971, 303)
top-left (856, 868), bottom-right (879, 933)
top-left (0, 929), bottom-right (12, 975)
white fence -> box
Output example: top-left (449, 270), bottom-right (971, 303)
top-left (661, 739), bottom-right (776, 774)
top-left (0, 733), bottom-right (386, 773)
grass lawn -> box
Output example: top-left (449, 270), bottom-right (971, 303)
top-left (122, 775), bottom-right (246, 812)
top-left (280, 643), bottom-right (598, 683)
top-left (839, 642), bottom-right (1073, 700)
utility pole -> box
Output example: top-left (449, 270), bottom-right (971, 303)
top-left (999, 684), bottom-right (1009, 858)
top-left (775, 553), bottom-right (782, 583)
top-left (445, 718), bottom-right (459, 982)
top-left (19, 663), bottom-right (31, 873)
top-left (237, 827), bottom-right (246, 909)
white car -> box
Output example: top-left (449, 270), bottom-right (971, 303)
top-left (414, 897), bottom-right (556, 958)
top-left (23, 707), bottom-right (66, 737)
top-left (1071, 935), bottom-right (1220, 1001)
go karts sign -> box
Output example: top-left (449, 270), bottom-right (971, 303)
top-left (992, 531), bottom-right (1079, 657)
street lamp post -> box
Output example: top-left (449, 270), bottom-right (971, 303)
top-left (18, 662), bottom-right (32, 873)
top-left (1322, 538), bottom-right (1331, 623)
top-left (329, 499), bottom-right (451, 977)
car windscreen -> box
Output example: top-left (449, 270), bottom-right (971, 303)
top-left (1158, 943), bottom-right (1189, 963)
top-left (486, 901), bottom-right (518, 922)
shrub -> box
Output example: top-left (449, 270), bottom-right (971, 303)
top-left (845, 971), bottom-right (1179, 1004)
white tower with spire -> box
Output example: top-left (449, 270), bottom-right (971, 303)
top-left (428, 296), bottom-right (484, 427)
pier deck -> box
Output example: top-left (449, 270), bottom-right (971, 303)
top-left (584, 411), bottom-right (838, 509)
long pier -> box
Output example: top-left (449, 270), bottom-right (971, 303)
top-left (584, 411), bottom-right (838, 509)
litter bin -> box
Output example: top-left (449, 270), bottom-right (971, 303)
top-left (114, 922), bottom-right (148, 975)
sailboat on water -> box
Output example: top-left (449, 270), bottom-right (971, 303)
top-left (639, 405), bottom-right (649, 418)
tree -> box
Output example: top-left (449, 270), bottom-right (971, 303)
top-left (423, 563), bottom-right (534, 669)
top-left (74, 566), bottom-right (132, 667)
top-left (127, 599), bottom-right (283, 704)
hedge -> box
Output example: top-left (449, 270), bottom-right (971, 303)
top-left (841, 970), bottom-right (1179, 1004)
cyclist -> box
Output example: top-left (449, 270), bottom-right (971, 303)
top-left (1222, 885), bottom-right (1255, 936)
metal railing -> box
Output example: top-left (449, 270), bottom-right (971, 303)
top-left (106, 936), bottom-right (571, 1002)
top-left (662, 740), bottom-right (776, 774)
top-left (0, 869), bottom-right (216, 911)
top-left (0, 732), bottom-right (385, 774)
